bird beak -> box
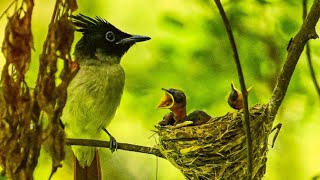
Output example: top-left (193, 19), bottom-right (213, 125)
top-left (247, 85), bottom-right (254, 92)
top-left (116, 35), bottom-right (151, 45)
top-left (157, 88), bottom-right (174, 109)
top-left (231, 81), bottom-right (240, 93)
top-left (231, 81), bottom-right (254, 93)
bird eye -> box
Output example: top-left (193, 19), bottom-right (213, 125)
top-left (105, 31), bottom-right (115, 42)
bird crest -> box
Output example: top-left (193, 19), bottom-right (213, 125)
top-left (71, 14), bottom-right (118, 34)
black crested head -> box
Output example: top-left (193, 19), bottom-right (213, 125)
top-left (72, 14), bottom-right (150, 59)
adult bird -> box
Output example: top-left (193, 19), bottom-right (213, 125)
top-left (61, 14), bottom-right (150, 180)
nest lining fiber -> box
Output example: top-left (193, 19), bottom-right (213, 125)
top-left (156, 104), bottom-right (273, 180)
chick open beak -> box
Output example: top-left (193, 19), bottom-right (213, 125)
top-left (156, 88), bottom-right (175, 109)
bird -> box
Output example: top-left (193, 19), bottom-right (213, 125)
top-left (157, 88), bottom-right (211, 127)
top-left (157, 88), bottom-right (187, 126)
top-left (61, 14), bottom-right (150, 180)
top-left (158, 111), bottom-right (175, 126)
top-left (185, 110), bottom-right (212, 126)
top-left (227, 81), bottom-right (253, 110)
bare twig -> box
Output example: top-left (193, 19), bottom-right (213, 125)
top-left (268, 0), bottom-right (320, 119)
top-left (212, 0), bottom-right (253, 179)
top-left (270, 123), bottom-right (282, 148)
top-left (65, 138), bottom-right (166, 159)
top-left (303, 0), bottom-right (320, 98)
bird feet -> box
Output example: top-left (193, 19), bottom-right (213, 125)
top-left (102, 128), bottom-right (118, 153)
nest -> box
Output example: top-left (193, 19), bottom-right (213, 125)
top-left (156, 104), bottom-right (274, 179)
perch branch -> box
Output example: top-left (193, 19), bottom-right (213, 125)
top-left (303, 0), bottom-right (320, 98)
top-left (65, 138), bottom-right (166, 159)
top-left (213, 0), bottom-right (253, 179)
top-left (268, 0), bottom-right (320, 119)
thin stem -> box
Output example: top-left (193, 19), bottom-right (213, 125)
top-left (303, 0), bottom-right (320, 98)
top-left (212, 0), bottom-right (253, 179)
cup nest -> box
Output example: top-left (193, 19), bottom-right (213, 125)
top-left (155, 104), bottom-right (274, 179)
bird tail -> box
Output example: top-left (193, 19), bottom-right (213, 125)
top-left (73, 150), bottom-right (101, 180)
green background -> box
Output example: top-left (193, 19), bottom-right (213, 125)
top-left (0, 0), bottom-right (320, 179)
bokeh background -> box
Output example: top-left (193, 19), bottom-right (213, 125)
top-left (0, 0), bottom-right (320, 179)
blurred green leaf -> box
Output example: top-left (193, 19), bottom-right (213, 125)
top-left (162, 14), bottom-right (184, 29)
top-left (256, 0), bottom-right (271, 5)
top-left (279, 16), bottom-right (299, 35)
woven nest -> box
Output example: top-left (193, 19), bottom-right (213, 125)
top-left (156, 104), bottom-right (273, 179)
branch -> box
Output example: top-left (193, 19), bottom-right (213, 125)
top-left (268, 0), bottom-right (320, 119)
top-left (65, 138), bottom-right (166, 159)
top-left (212, 0), bottom-right (253, 179)
top-left (303, 0), bottom-right (320, 98)
top-left (270, 123), bottom-right (282, 148)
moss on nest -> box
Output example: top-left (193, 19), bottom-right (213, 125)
top-left (156, 104), bottom-right (273, 179)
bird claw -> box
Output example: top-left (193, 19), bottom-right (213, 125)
top-left (109, 135), bottom-right (118, 153)
top-left (102, 128), bottom-right (118, 153)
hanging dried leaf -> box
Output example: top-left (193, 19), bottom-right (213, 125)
top-left (35, 1), bottom-right (77, 178)
top-left (0, 0), bottom-right (40, 179)
top-left (0, 0), bottom-right (77, 179)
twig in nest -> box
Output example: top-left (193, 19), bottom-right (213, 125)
top-left (65, 138), bottom-right (165, 159)
top-left (270, 123), bottom-right (282, 148)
